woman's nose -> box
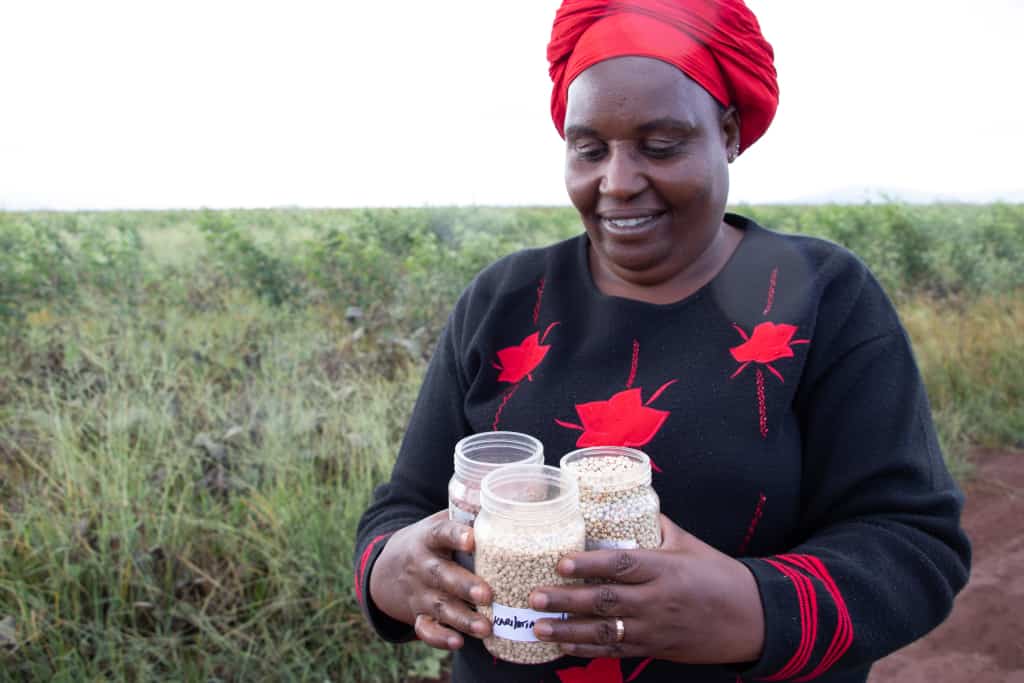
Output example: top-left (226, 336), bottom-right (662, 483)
top-left (599, 146), bottom-right (647, 199)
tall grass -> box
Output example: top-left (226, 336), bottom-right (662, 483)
top-left (901, 293), bottom-right (1024, 478)
top-left (1, 294), bottom-right (444, 681)
top-left (0, 204), bottom-right (1021, 680)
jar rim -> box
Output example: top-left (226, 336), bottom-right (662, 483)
top-left (559, 446), bottom-right (653, 490)
top-left (480, 463), bottom-right (578, 522)
top-left (454, 431), bottom-right (544, 481)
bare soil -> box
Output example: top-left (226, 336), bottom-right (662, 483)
top-left (869, 448), bottom-right (1024, 683)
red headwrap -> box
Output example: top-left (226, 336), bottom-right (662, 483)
top-left (547, 0), bottom-right (778, 153)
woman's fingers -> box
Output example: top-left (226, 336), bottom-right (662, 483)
top-left (415, 513), bottom-right (493, 605)
top-left (534, 616), bottom-right (651, 658)
top-left (423, 515), bottom-right (475, 554)
top-left (415, 590), bottom-right (492, 640)
top-left (414, 613), bottom-right (464, 650)
top-left (369, 511), bottom-right (497, 644)
top-left (529, 582), bottom-right (646, 617)
top-left (556, 549), bottom-right (662, 584)
top-left (418, 554), bottom-right (492, 606)
top-left (412, 586), bottom-right (494, 650)
top-left (534, 615), bottom-right (644, 646)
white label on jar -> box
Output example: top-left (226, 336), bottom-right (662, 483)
top-left (490, 604), bottom-right (567, 642)
top-left (449, 506), bottom-right (476, 526)
top-left (586, 538), bottom-right (639, 551)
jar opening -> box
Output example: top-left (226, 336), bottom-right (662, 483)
top-left (454, 432), bottom-right (544, 482)
top-left (559, 446), bottom-right (653, 490)
top-left (480, 464), bottom-right (578, 523)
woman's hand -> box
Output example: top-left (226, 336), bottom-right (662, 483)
top-left (529, 515), bottom-right (765, 664)
top-left (368, 510), bottom-right (494, 650)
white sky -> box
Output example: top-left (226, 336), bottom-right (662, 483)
top-left (2, 0), bottom-right (1022, 210)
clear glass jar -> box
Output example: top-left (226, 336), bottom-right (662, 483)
top-left (560, 446), bottom-right (661, 551)
top-left (448, 432), bottom-right (544, 570)
top-left (475, 464), bottom-right (585, 665)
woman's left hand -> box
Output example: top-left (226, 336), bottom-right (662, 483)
top-left (529, 514), bottom-right (765, 664)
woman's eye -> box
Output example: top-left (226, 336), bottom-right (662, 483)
top-left (572, 141), bottom-right (605, 160)
top-left (645, 140), bottom-right (680, 156)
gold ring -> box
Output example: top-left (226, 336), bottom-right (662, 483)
top-left (614, 617), bottom-right (625, 643)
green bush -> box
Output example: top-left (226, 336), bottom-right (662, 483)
top-left (198, 210), bottom-right (302, 307)
top-left (739, 202), bottom-right (1024, 297)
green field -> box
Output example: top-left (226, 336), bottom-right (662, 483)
top-left (1, 204), bottom-right (1022, 681)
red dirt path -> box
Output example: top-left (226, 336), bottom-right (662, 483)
top-left (869, 449), bottom-right (1024, 683)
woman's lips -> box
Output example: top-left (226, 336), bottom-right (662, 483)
top-left (599, 212), bottom-right (666, 237)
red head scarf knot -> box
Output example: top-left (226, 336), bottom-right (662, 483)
top-left (547, 0), bottom-right (778, 154)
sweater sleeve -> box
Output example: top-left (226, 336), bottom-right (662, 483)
top-left (737, 264), bottom-right (971, 680)
top-left (352, 298), bottom-right (474, 642)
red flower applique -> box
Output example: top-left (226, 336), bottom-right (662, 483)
top-left (727, 268), bottom-right (810, 438)
top-left (492, 325), bottom-right (557, 384)
top-left (556, 340), bottom-right (675, 472)
top-left (556, 657), bottom-right (622, 683)
top-left (556, 384), bottom-right (675, 449)
top-left (490, 278), bottom-right (558, 430)
top-left (729, 322), bottom-right (808, 383)
top-left (556, 657), bottom-right (655, 683)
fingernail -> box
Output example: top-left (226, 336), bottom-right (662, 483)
top-left (470, 585), bottom-right (486, 603)
top-left (534, 622), bottom-right (553, 638)
top-left (559, 559), bottom-right (575, 574)
top-left (472, 619), bottom-right (489, 636)
top-left (460, 531), bottom-right (470, 546)
top-left (447, 635), bottom-right (461, 649)
top-left (531, 592), bottom-right (549, 609)
top-left (560, 643), bottom-right (577, 654)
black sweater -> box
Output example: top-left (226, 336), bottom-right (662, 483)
top-left (354, 215), bottom-right (971, 682)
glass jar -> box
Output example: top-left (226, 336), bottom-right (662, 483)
top-left (448, 431), bottom-right (544, 570)
top-left (560, 446), bottom-right (661, 551)
top-left (475, 464), bottom-right (585, 664)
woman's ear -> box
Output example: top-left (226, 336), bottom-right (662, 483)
top-left (722, 105), bottom-right (741, 162)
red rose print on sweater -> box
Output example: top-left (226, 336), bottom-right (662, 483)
top-left (556, 384), bottom-right (675, 449)
top-left (556, 657), bottom-right (654, 683)
top-left (556, 657), bottom-right (622, 683)
top-left (728, 268), bottom-right (810, 438)
top-left (491, 279), bottom-right (559, 430)
top-left (493, 325), bottom-right (558, 383)
top-left (556, 340), bottom-right (675, 471)
top-left (730, 322), bottom-right (807, 383)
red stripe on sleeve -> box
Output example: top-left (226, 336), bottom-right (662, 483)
top-left (779, 554), bottom-right (855, 681)
top-left (760, 558), bottom-right (818, 681)
top-left (354, 533), bottom-right (393, 605)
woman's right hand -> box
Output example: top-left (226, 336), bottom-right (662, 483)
top-left (368, 510), bottom-right (494, 650)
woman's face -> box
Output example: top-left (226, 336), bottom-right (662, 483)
top-left (564, 56), bottom-right (739, 291)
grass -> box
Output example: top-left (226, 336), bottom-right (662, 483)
top-left (1, 294), bottom-right (444, 681)
top-left (0, 205), bottom-right (1021, 680)
top-left (900, 293), bottom-right (1024, 478)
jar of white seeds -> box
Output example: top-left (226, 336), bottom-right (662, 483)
top-left (560, 446), bottom-right (661, 551)
top-left (475, 464), bottom-right (585, 664)
top-left (448, 431), bottom-right (543, 570)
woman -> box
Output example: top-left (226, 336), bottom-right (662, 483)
top-left (353, 1), bottom-right (970, 681)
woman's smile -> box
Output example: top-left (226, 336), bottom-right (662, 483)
top-left (599, 211), bottom-right (668, 238)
